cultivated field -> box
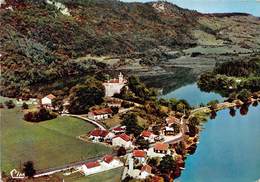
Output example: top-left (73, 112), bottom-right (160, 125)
top-left (0, 107), bottom-right (112, 173)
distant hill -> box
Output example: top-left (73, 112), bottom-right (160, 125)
top-left (1, 0), bottom-right (260, 98)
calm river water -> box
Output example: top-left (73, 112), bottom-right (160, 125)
top-left (162, 83), bottom-right (260, 182)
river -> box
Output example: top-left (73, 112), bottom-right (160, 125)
top-left (162, 83), bottom-right (260, 182)
top-left (161, 83), bottom-right (224, 106)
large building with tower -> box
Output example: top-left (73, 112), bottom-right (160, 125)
top-left (103, 72), bottom-right (127, 97)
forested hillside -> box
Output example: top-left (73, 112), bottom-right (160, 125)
top-left (1, 0), bottom-right (259, 99)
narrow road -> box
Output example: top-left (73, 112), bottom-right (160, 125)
top-left (61, 114), bottom-right (106, 130)
top-left (35, 151), bottom-right (117, 177)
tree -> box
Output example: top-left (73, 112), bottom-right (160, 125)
top-left (227, 92), bottom-right (237, 102)
top-left (189, 117), bottom-right (199, 126)
top-left (175, 142), bottom-right (186, 155)
top-left (111, 106), bottom-right (119, 115)
top-left (0, 103), bottom-right (4, 108)
top-left (158, 155), bottom-right (177, 176)
top-left (117, 147), bottom-right (126, 156)
top-left (68, 82), bottom-right (105, 114)
top-left (24, 108), bottom-right (57, 122)
top-left (237, 89), bottom-right (251, 103)
top-left (207, 100), bottom-right (219, 110)
top-left (4, 100), bottom-right (15, 109)
top-left (121, 101), bottom-right (134, 108)
top-left (23, 161), bottom-right (36, 178)
top-left (152, 125), bottom-right (161, 135)
top-left (135, 136), bottom-right (150, 150)
top-left (121, 113), bottom-right (143, 137)
top-left (22, 102), bottom-right (29, 110)
top-left (171, 123), bottom-right (180, 134)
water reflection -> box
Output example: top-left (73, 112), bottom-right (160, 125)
top-left (229, 107), bottom-right (236, 117)
top-left (210, 110), bottom-right (217, 119)
top-left (209, 103), bottom-right (255, 120)
top-left (240, 104), bottom-right (249, 116)
top-left (252, 101), bottom-right (258, 107)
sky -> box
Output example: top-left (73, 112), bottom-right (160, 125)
top-left (121, 0), bottom-right (260, 17)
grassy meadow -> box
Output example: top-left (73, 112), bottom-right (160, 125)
top-left (60, 167), bottom-right (124, 182)
top-left (0, 106), bottom-right (112, 173)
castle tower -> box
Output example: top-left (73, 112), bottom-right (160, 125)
top-left (118, 72), bottom-right (124, 83)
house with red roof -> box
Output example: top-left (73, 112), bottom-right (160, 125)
top-left (41, 94), bottom-right (56, 109)
top-left (88, 108), bottom-right (113, 120)
top-left (132, 150), bottom-right (146, 163)
top-left (82, 161), bottom-right (102, 175)
top-left (154, 142), bottom-right (169, 154)
top-left (139, 164), bottom-right (152, 179)
top-left (112, 126), bottom-right (126, 134)
top-left (102, 155), bottom-right (123, 168)
top-left (89, 129), bottom-right (115, 142)
top-left (112, 133), bottom-right (132, 148)
top-left (140, 130), bottom-right (156, 143)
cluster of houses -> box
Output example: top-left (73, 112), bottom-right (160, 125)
top-left (85, 113), bottom-right (183, 180)
top-left (88, 114), bottom-right (182, 148)
top-left (88, 127), bottom-right (133, 148)
top-left (124, 142), bottom-right (172, 180)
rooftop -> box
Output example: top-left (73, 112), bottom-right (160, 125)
top-left (89, 129), bottom-right (109, 137)
top-left (166, 116), bottom-right (179, 125)
top-left (140, 130), bottom-right (153, 138)
top-left (85, 161), bottom-right (100, 169)
top-left (141, 164), bottom-right (152, 174)
top-left (45, 94), bottom-right (56, 100)
top-left (133, 150), bottom-right (146, 158)
top-left (154, 142), bottom-right (169, 151)
top-left (90, 108), bottom-right (113, 115)
top-left (103, 155), bottom-right (114, 164)
top-left (113, 133), bottom-right (130, 141)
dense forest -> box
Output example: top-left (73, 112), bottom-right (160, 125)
top-left (198, 58), bottom-right (260, 95)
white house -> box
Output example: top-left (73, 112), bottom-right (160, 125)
top-left (147, 142), bottom-right (171, 158)
top-left (89, 129), bottom-right (109, 142)
top-left (132, 150), bottom-right (146, 164)
top-left (81, 161), bottom-right (102, 176)
top-left (105, 98), bottom-right (122, 107)
top-left (112, 133), bottom-right (132, 148)
top-left (88, 108), bottom-right (113, 120)
top-left (79, 155), bottom-right (123, 176)
top-left (164, 126), bottom-right (175, 136)
top-left (140, 130), bottom-right (156, 143)
top-left (139, 165), bottom-right (152, 179)
top-left (112, 126), bottom-right (126, 134)
top-left (103, 72), bottom-right (127, 97)
top-left (102, 155), bottom-right (123, 168)
top-left (41, 94), bottom-right (56, 109)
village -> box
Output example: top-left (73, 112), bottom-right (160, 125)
top-left (7, 72), bottom-right (192, 181)
top-left (6, 72), bottom-right (260, 181)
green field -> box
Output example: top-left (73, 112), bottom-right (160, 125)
top-left (0, 107), bottom-right (112, 173)
top-left (59, 167), bottom-right (124, 182)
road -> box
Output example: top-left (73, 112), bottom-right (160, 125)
top-left (61, 114), bottom-right (106, 130)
